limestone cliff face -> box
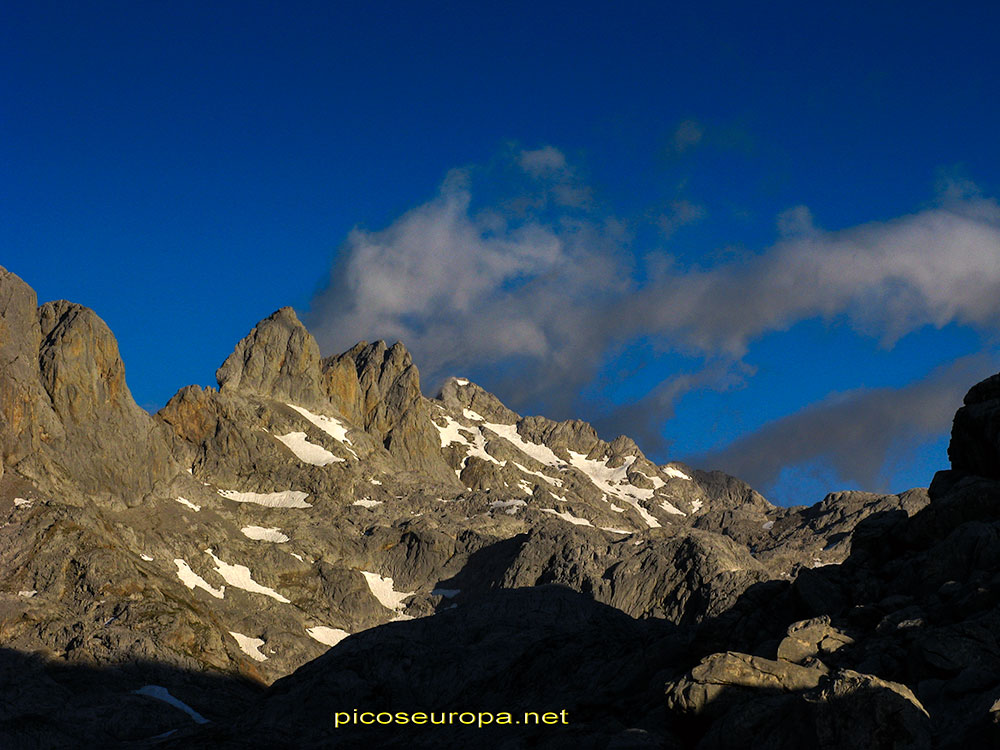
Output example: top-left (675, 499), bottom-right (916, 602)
top-left (0, 267), bottom-right (62, 474)
top-left (6, 264), bottom-right (986, 749)
top-left (216, 307), bottom-right (326, 408)
top-left (322, 340), bottom-right (454, 481)
top-left (212, 308), bottom-right (454, 481)
top-left (0, 267), bottom-right (175, 499)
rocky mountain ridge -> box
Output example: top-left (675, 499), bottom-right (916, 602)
top-left (2, 263), bottom-right (990, 748)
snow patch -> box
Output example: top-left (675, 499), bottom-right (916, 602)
top-left (664, 465), bottom-right (692, 481)
top-left (18, 590), bottom-right (37, 598)
top-left (241, 526), bottom-right (289, 543)
top-left (659, 500), bottom-right (687, 516)
top-left (307, 626), bottom-right (351, 647)
top-left (455, 378), bottom-right (469, 386)
top-left (630, 505), bottom-right (662, 527)
top-left (13, 497), bottom-right (31, 508)
top-left (205, 549), bottom-right (289, 603)
top-left (133, 686), bottom-right (209, 724)
top-left (140, 554), bottom-right (154, 562)
top-left (369, 478), bottom-right (382, 485)
top-left (462, 408), bottom-right (484, 421)
top-left (229, 631), bottom-right (268, 662)
top-left (217, 489), bottom-right (311, 508)
top-left (433, 414), bottom-right (501, 467)
top-left (514, 462), bottom-right (563, 487)
top-left (599, 527), bottom-right (631, 535)
top-left (174, 496), bottom-right (201, 512)
top-left (569, 451), bottom-right (661, 528)
top-left (353, 498), bottom-right (383, 508)
top-left (489, 499), bottom-right (526, 514)
top-left (361, 571), bottom-right (414, 611)
top-left (691, 499), bottom-right (704, 512)
top-left (274, 432), bottom-right (344, 466)
top-left (173, 559), bottom-right (225, 599)
top-left (482, 421), bottom-right (565, 467)
top-left (286, 404), bottom-right (358, 458)
top-left (763, 520), bottom-right (775, 531)
top-left (541, 508), bottom-right (594, 527)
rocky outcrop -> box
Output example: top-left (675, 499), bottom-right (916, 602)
top-left (755, 488), bottom-right (930, 574)
top-left (671, 665), bottom-right (932, 750)
top-left (33, 300), bottom-right (177, 498)
top-left (0, 267), bottom-right (62, 471)
top-left (690, 470), bottom-right (774, 545)
top-left (665, 651), bottom-right (828, 718)
top-left (7, 264), bottom-right (994, 749)
top-left (947, 372), bottom-right (1000, 482)
top-left (776, 616), bottom-right (853, 663)
top-left (496, 525), bottom-right (773, 624)
top-left (654, 371), bottom-right (1000, 748)
top-left (323, 340), bottom-right (453, 480)
top-left (216, 307), bottom-right (326, 408)
top-left (0, 266), bottom-right (176, 500)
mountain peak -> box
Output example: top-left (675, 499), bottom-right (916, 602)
top-left (216, 307), bottom-right (325, 407)
top-left (8, 265), bottom-right (994, 748)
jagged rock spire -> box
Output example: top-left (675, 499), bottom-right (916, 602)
top-left (216, 307), bottom-right (326, 408)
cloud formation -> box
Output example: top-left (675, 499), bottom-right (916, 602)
top-left (309, 148), bottom-right (1000, 494)
top-left (695, 353), bottom-right (1000, 493)
top-left (309, 162), bottom-right (627, 412)
top-left (633, 198), bottom-right (1000, 357)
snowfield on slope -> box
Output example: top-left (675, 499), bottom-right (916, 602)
top-left (173, 559), bottom-right (225, 599)
top-left (241, 526), bottom-right (290, 543)
top-left (361, 571), bottom-right (414, 611)
top-left (274, 431), bottom-right (343, 465)
top-left (287, 404), bottom-right (359, 458)
top-left (217, 489), bottom-right (312, 508)
top-left (229, 631), bottom-right (268, 661)
top-left (205, 549), bottom-right (290, 603)
top-left (307, 626), bottom-right (351, 647)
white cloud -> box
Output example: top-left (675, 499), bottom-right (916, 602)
top-left (310, 149), bottom-right (628, 410)
top-left (697, 353), bottom-right (1000, 492)
top-left (635, 198), bottom-right (1000, 356)
top-left (309, 149), bottom-right (1000, 489)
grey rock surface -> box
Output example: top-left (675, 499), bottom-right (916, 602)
top-left (2, 264), bottom-right (992, 748)
top-left (216, 306), bottom-right (326, 408)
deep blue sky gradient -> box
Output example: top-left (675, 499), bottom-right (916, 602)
top-left (4, 1), bottom-right (998, 504)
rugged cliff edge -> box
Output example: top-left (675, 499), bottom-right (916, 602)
top-left (3, 264), bottom-right (986, 749)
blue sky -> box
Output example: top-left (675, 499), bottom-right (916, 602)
top-left (4, 1), bottom-right (999, 505)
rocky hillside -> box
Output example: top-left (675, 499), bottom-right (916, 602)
top-left (3, 263), bottom-right (986, 748)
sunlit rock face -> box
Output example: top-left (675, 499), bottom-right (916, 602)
top-left (6, 263), bottom-right (988, 748)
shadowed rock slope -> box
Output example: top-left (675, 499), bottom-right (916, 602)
top-left (0, 264), bottom-right (964, 748)
top-left (162, 372), bottom-right (1000, 750)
